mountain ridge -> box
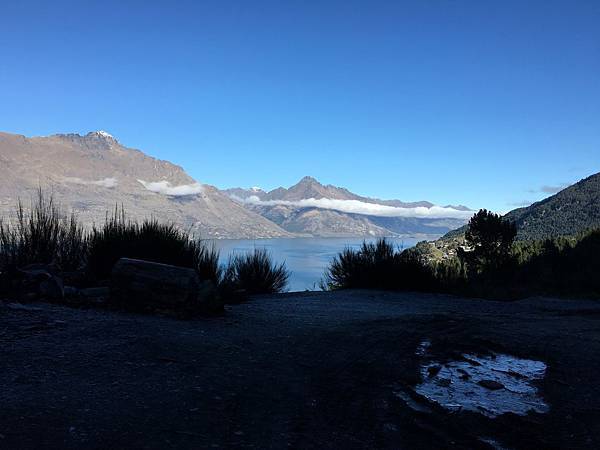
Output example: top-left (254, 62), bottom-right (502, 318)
top-left (504, 172), bottom-right (600, 240)
top-left (419, 171), bottom-right (600, 263)
top-left (0, 131), bottom-right (290, 239)
top-left (225, 177), bottom-right (472, 237)
top-left (1, 130), bottom-right (474, 239)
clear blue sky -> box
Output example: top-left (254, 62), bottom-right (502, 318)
top-left (1, 0), bottom-right (598, 211)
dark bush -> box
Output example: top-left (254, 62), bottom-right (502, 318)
top-left (87, 208), bottom-right (221, 283)
top-left (222, 248), bottom-right (289, 295)
top-left (460, 209), bottom-right (517, 274)
top-left (0, 190), bottom-right (87, 271)
top-left (323, 239), bottom-right (398, 290)
top-left (322, 238), bottom-right (436, 291)
top-left (505, 229), bottom-right (600, 298)
top-left (322, 228), bottom-right (600, 299)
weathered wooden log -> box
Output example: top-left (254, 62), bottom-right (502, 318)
top-left (110, 258), bottom-right (222, 314)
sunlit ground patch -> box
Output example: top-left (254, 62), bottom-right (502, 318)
top-left (415, 351), bottom-right (549, 418)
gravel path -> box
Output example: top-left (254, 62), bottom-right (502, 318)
top-left (1, 290), bottom-right (599, 449)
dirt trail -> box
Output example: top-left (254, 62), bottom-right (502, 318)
top-left (1, 290), bottom-right (599, 449)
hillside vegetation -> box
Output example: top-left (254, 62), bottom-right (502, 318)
top-left (324, 210), bottom-right (600, 299)
top-left (505, 172), bottom-right (600, 240)
top-left (425, 172), bottom-right (600, 263)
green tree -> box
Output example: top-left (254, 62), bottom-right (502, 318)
top-left (460, 209), bottom-right (517, 273)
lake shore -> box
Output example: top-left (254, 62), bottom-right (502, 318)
top-left (1, 291), bottom-right (599, 448)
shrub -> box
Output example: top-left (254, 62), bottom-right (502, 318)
top-left (0, 190), bottom-right (87, 271)
top-left (322, 228), bottom-right (600, 299)
top-left (87, 208), bottom-right (221, 283)
top-left (323, 239), bottom-right (398, 290)
top-left (322, 238), bottom-right (436, 291)
top-left (222, 248), bottom-right (289, 295)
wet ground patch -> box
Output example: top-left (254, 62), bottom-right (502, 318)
top-left (416, 351), bottom-right (549, 417)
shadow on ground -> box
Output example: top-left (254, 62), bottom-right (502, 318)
top-left (1, 290), bottom-right (599, 449)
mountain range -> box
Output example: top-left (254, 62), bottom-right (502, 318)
top-left (225, 177), bottom-right (471, 237)
top-left (0, 130), bottom-right (472, 238)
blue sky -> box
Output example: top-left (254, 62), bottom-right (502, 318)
top-left (1, 0), bottom-right (598, 212)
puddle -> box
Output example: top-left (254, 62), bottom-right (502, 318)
top-left (415, 351), bottom-right (549, 418)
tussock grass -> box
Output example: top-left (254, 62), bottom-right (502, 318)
top-left (222, 248), bottom-right (289, 295)
top-left (0, 190), bottom-right (87, 271)
top-left (1, 191), bottom-right (295, 304)
top-left (87, 207), bottom-right (221, 283)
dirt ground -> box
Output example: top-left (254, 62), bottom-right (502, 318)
top-left (1, 290), bottom-right (599, 449)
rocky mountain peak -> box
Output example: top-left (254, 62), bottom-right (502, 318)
top-left (84, 130), bottom-right (118, 146)
top-left (297, 176), bottom-right (320, 186)
top-left (88, 130), bottom-right (115, 140)
top-left (50, 130), bottom-right (119, 149)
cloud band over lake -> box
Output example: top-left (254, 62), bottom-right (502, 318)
top-left (240, 196), bottom-right (473, 219)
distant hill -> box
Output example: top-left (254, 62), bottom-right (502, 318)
top-left (226, 177), bottom-right (472, 237)
top-left (437, 172), bottom-right (600, 253)
top-left (0, 131), bottom-right (289, 239)
top-left (505, 172), bottom-right (600, 240)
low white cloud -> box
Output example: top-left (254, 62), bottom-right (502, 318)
top-left (540, 184), bottom-right (569, 194)
top-left (138, 180), bottom-right (204, 196)
top-left (509, 200), bottom-right (534, 207)
top-left (243, 196), bottom-right (473, 219)
top-left (528, 183), bottom-right (569, 194)
top-left (64, 177), bottom-right (118, 188)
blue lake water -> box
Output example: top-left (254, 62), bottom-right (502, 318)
top-left (210, 237), bottom-right (435, 292)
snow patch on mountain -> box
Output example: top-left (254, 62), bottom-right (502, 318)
top-left (92, 130), bottom-right (114, 139)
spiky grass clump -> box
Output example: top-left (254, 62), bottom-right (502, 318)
top-left (87, 208), bottom-right (221, 282)
top-left (322, 238), bottom-right (435, 291)
top-left (222, 248), bottom-right (289, 295)
top-left (323, 239), bottom-right (399, 290)
top-left (0, 190), bottom-right (87, 271)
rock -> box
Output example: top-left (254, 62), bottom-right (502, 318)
top-left (478, 379), bottom-right (505, 390)
top-left (64, 286), bottom-right (80, 298)
top-left (61, 270), bottom-right (87, 287)
top-left (427, 365), bottom-right (442, 377)
top-left (78, 287), bottom-right (110, 305)
top-left (39, 275), bottom-right (64, 300)
top-left (80, 287), bottom-right (110, 298)
top-left (437, 378), bottom-right (451, 387)
top-left (457, 368), bottom-right (471, 380)
top-left (15, 267), bottom-right (64, 301)
top-left (110, 258), bottom-right (223, 314)
top-left (20, 263), bottom-right (59, 276)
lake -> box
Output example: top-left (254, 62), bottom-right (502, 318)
top-left (210, 237), bottom-right (434, 292)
